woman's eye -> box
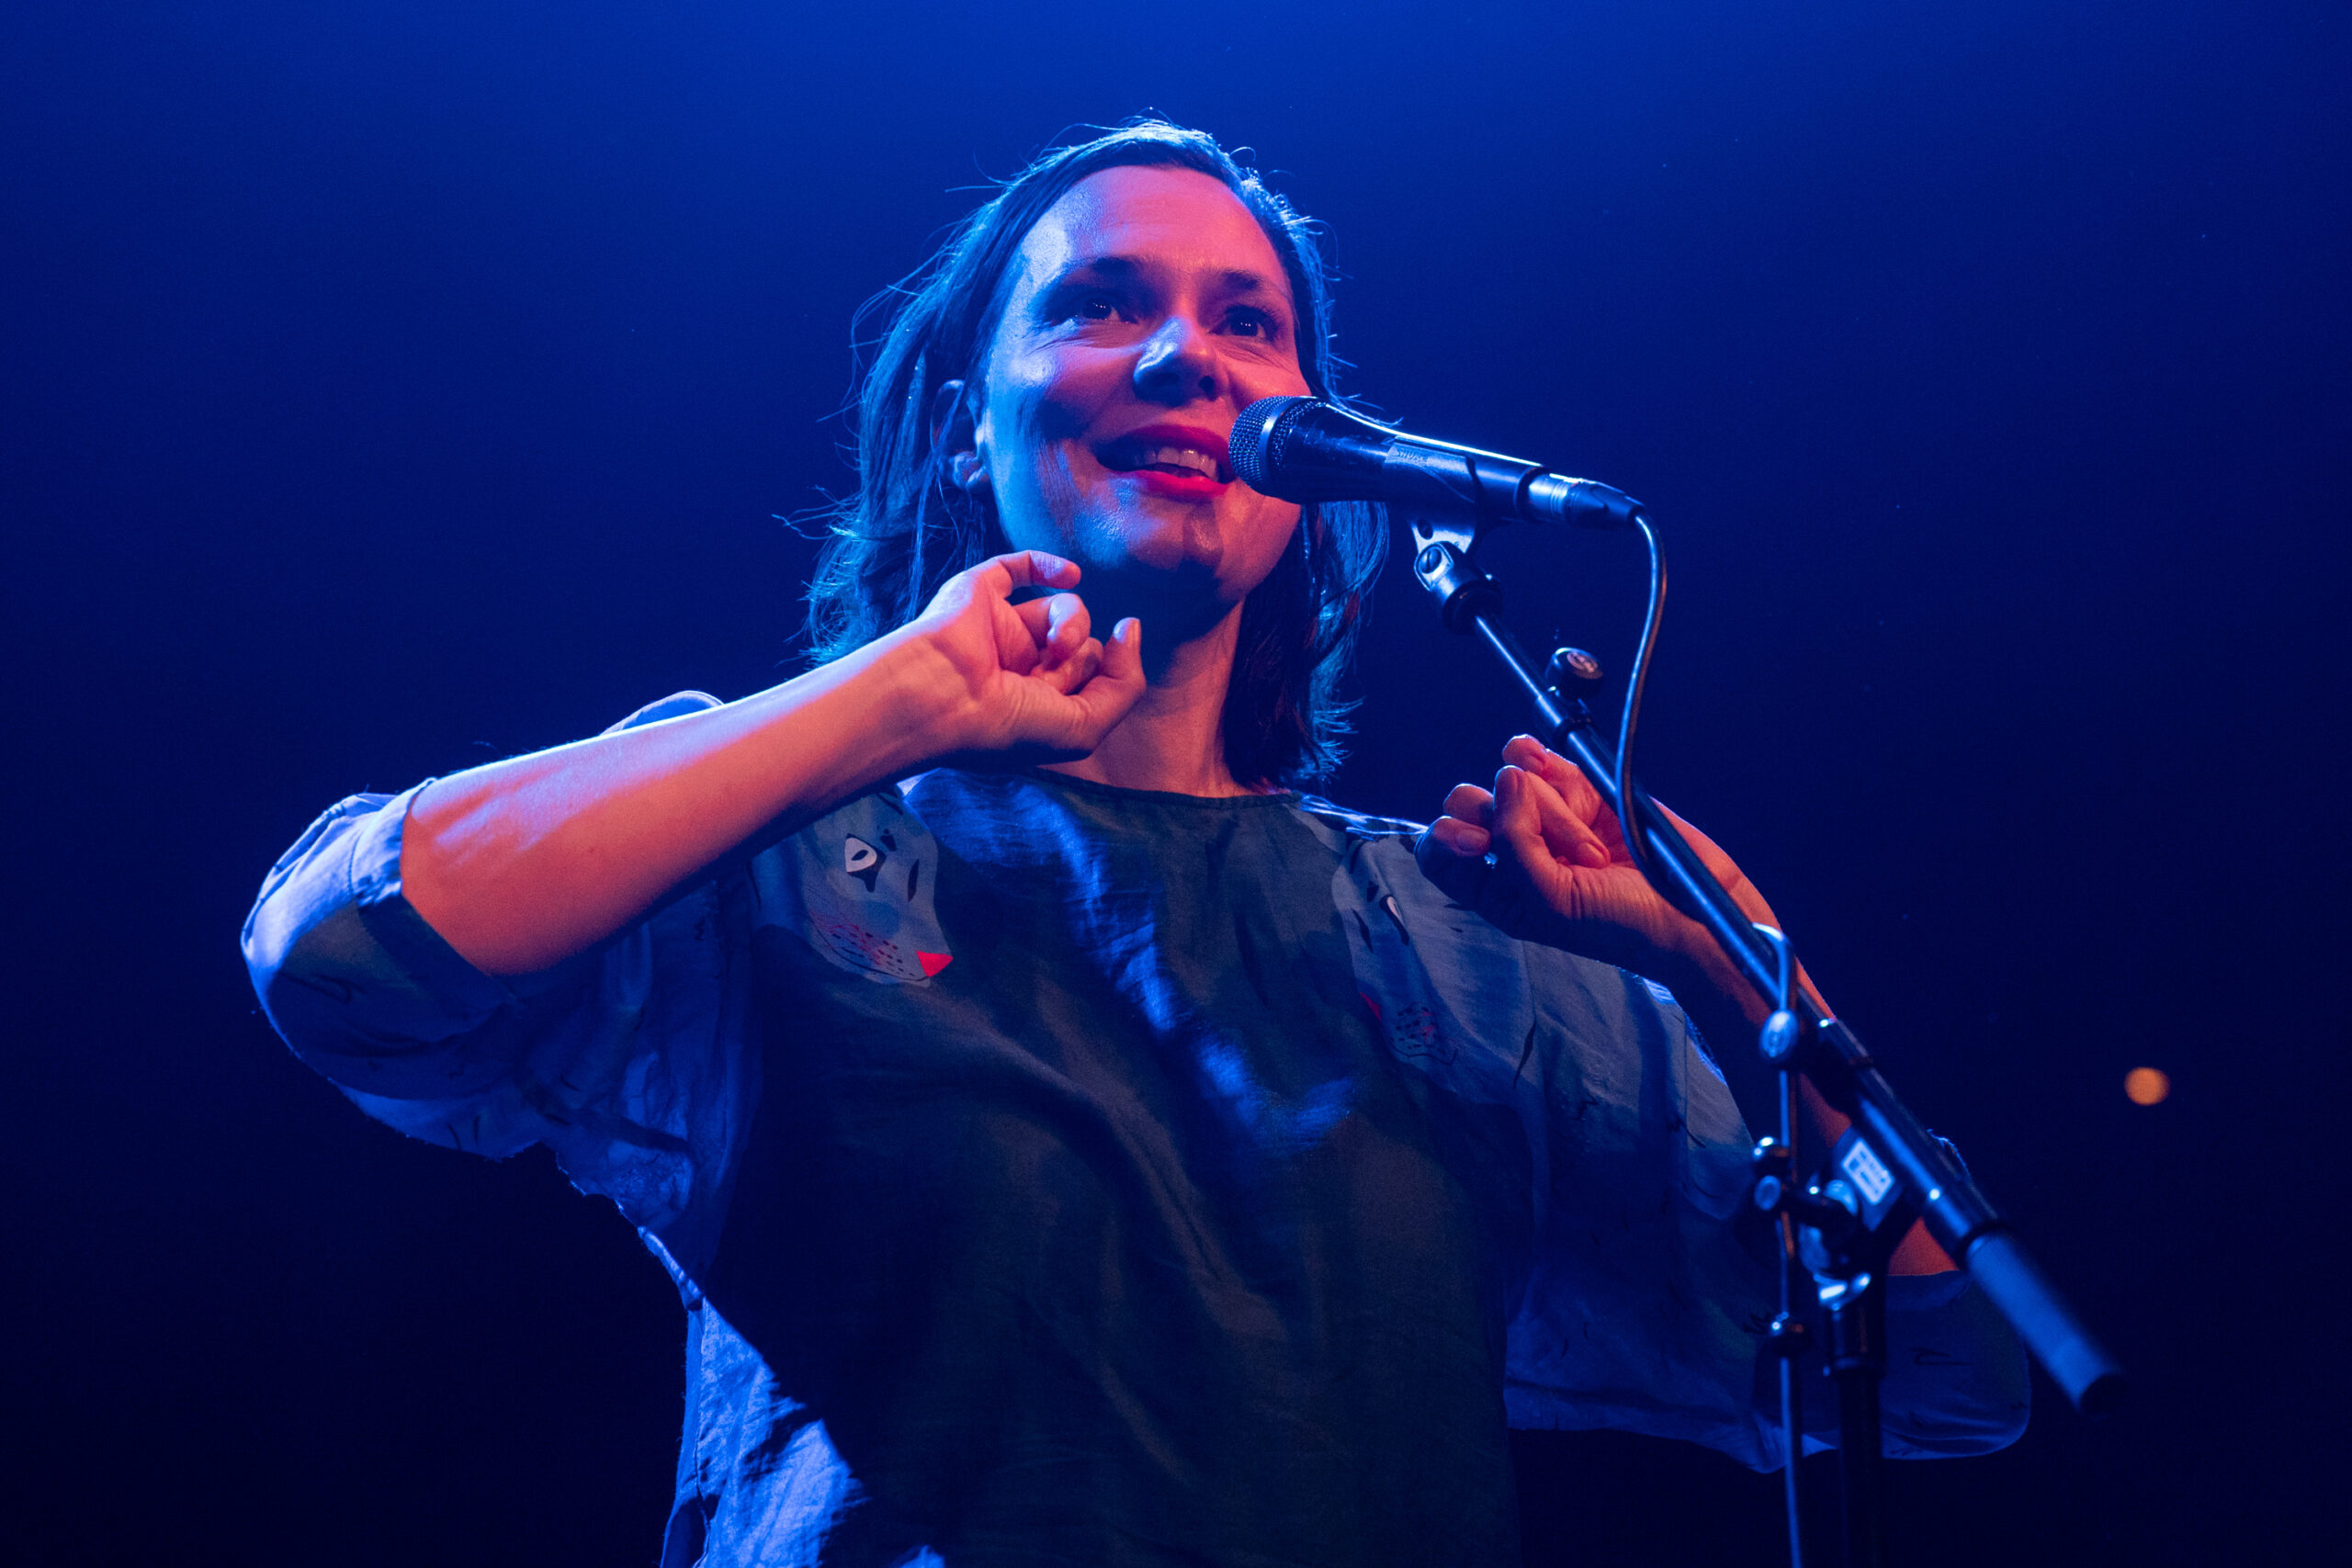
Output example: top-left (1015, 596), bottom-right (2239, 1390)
top-left (1225, 308), bottom-right (1276, 340)
top-left (1074, 294), bottom-right (1122, 322)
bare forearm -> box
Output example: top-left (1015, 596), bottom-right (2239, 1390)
top-left (398, 549), bottom-right (1150, 976)
top-left (402, 632), bottom-right (960, 975)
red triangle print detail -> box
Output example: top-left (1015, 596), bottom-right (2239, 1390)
top-left (917, 951), bottom-right (953, 977)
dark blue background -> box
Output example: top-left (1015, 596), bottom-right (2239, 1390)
top-left (4, 2), bottom-right (2345, 1562)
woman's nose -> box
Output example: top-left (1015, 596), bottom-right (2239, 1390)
top-left (1132, 317), bottom-right (1220, 405)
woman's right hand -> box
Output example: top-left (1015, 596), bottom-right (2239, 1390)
top-left (893, 550), bottom-right (1148, 765)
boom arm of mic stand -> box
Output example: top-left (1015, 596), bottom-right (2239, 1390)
top-left (1418, 530), bottom-right (2124, 1417)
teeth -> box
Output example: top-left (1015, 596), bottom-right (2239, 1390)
top-left (1145, 446), bottom-right (1218, 478)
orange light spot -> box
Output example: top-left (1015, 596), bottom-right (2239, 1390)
top-left (2124, 1067), bottom-right (2170, 1106)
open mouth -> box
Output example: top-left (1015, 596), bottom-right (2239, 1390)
top-left (1095, 424), bottom-right (1233, 485)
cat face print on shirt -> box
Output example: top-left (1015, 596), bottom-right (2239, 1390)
top-left (752, 791), bottom-right (953, 984)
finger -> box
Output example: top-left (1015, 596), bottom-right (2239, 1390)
top-left (1423, 813), bottom-right (1491, 859)
top-left (1056, 616), bottom-right (1148, 742)
top-left (1009, 593), bottom-right (1082, 662)
top-left (1501, 734), bottom-right (1630, 857)
top-left (1501, 735), bottom-right (1604, 824)
top-left (980, 549), bottom-right (1081, 595)
top-left (1513, 764), bottom-right (1611, 869)
top-left (1442, 784), bottom-right (1496, 830)
top-left (1012, 594), bottom-right (1057, 646)
top-left (1101, 616), bottom-right (1142, 685)
top-left (1416, 821), bottom-right (1495, 905)
top-left (1040, 592), bottom-right (1092, 668)
top-left (1041, 635), bottom-right (1102, 695)
top-left (1490, 768), bottom-right (1557, 875)
top-left (997, 597), bottom-right (1049, 675)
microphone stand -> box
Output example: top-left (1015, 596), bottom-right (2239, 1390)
top-left (1403, 507), bottom-right (2124, 1566)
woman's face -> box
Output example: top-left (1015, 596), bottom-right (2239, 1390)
top-left (967, 164), bottom-right (1314, 640)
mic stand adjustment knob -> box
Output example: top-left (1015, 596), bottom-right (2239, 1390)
top-left (1542, 646), bottom-right (1604, 705)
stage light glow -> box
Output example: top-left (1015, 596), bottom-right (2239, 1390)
top-left (2124, 1067), bottom-right (2170, 1106)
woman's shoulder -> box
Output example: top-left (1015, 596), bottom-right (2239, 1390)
top-left (1291, 793), bottom-right (1425, 841)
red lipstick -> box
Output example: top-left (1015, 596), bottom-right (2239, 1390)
top-left (1096, 423), bottom-right (1233, 501)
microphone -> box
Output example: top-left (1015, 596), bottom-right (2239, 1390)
top-left (1229, 396), bottom-right (1645, 530)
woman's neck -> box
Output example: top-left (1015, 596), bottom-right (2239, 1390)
top-left (1041, 603), bottom-right (1262, 797)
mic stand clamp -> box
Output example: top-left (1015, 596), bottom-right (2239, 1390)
top-left (1753, 1115), bottom-right (1917, 1568)
top-left (1411, 534), bottom-right (1497, 633)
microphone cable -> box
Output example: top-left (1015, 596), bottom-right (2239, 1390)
top-left (1613, 515), bottom-right (1667, 881)
top-left (1621, 516), bottom-right (1804, 1561)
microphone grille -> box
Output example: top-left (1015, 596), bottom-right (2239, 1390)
top-left (1229, 396), bottom-right (1313, 492)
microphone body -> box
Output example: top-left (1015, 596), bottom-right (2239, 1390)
top-left (1230, 397), bottom-right (1645, 530)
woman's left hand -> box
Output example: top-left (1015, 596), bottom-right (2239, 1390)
top-left (1414, 734), bottom-right (1779, 1004)
top-left (1422, 737), bottom-right (1958, 1274)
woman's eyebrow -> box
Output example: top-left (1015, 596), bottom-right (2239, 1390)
top-left (1029, 255), bottom-right (1139, 312)
top-left (1218, 269), bottom-right (1298, 323)
top-left (1051, 254), bottom-right (1141, 285)
top-left (1047, 256), bottom-right (1290, 306)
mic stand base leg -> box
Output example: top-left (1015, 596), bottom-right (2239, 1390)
top-left (1826, 1276), bottom-right (1889, 1568)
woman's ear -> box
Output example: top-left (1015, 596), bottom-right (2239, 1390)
top-left (931, 378), bottom-right (989, 495)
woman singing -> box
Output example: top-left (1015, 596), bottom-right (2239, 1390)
top-left (244, 120), bottom-right (2023, 1567)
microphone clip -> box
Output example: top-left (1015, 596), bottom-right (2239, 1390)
top-left (1408, 525), bottom-right (1501, 634)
